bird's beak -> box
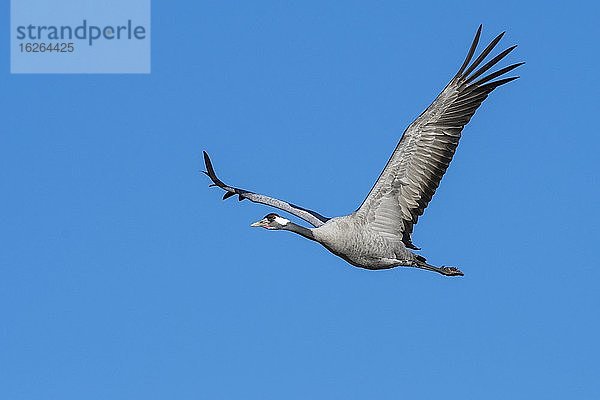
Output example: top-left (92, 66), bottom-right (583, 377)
top-left (250, 218), bottom-right (267, 227)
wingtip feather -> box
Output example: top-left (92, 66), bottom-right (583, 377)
top-left (461, 30), bottom-right (507, 78)
top-left (455, 25), bottom-right (483, 78)
top-left (203, 150), bottom-right (218, 179)
top-left (464, 45), bottom-right (519, 84)
top-left (470, 62), bottom-right (524, 87)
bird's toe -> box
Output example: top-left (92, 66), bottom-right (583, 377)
top-left (441, 266), bottom-right (464, 276)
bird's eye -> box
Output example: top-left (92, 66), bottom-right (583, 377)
top-left (266, 213), bottom-right (277, 221)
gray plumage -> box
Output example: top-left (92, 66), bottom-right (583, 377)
top-left (204, 25), bottom-right (522, 276)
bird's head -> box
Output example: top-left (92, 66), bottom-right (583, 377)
top-left (250, 213), bottom-right (290, 230)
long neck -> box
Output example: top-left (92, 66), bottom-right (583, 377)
top-left (282, 222), bottom-right (316, 241)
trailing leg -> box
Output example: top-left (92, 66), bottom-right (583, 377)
top-left (413, 260), bottom-right (464, 277)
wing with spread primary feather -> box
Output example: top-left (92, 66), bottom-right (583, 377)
top-left (356, 25), bottom-right (523, 249)
top-left (203, 151), bottom-right (330, 228)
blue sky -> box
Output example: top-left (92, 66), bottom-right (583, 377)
top-left (1, 1), bottom-right (599, 399)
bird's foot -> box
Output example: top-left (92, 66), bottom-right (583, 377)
top-left (439, 266), bottom-right (464, 276)
top-left (413, 260), bottom-right (464, 277)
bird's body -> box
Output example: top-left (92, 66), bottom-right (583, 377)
top-left (204, 26), bottom-right (522, 277)
top-left (313, 216), bottom-right (419, 270)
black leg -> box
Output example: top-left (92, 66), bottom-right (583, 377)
top-left (414, 260), bottom-right (464, 277)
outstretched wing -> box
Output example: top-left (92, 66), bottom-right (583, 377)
top-left (203, 151), bottom-right (329, 227)
top-left (356, 25), bottom-right (523, 249)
